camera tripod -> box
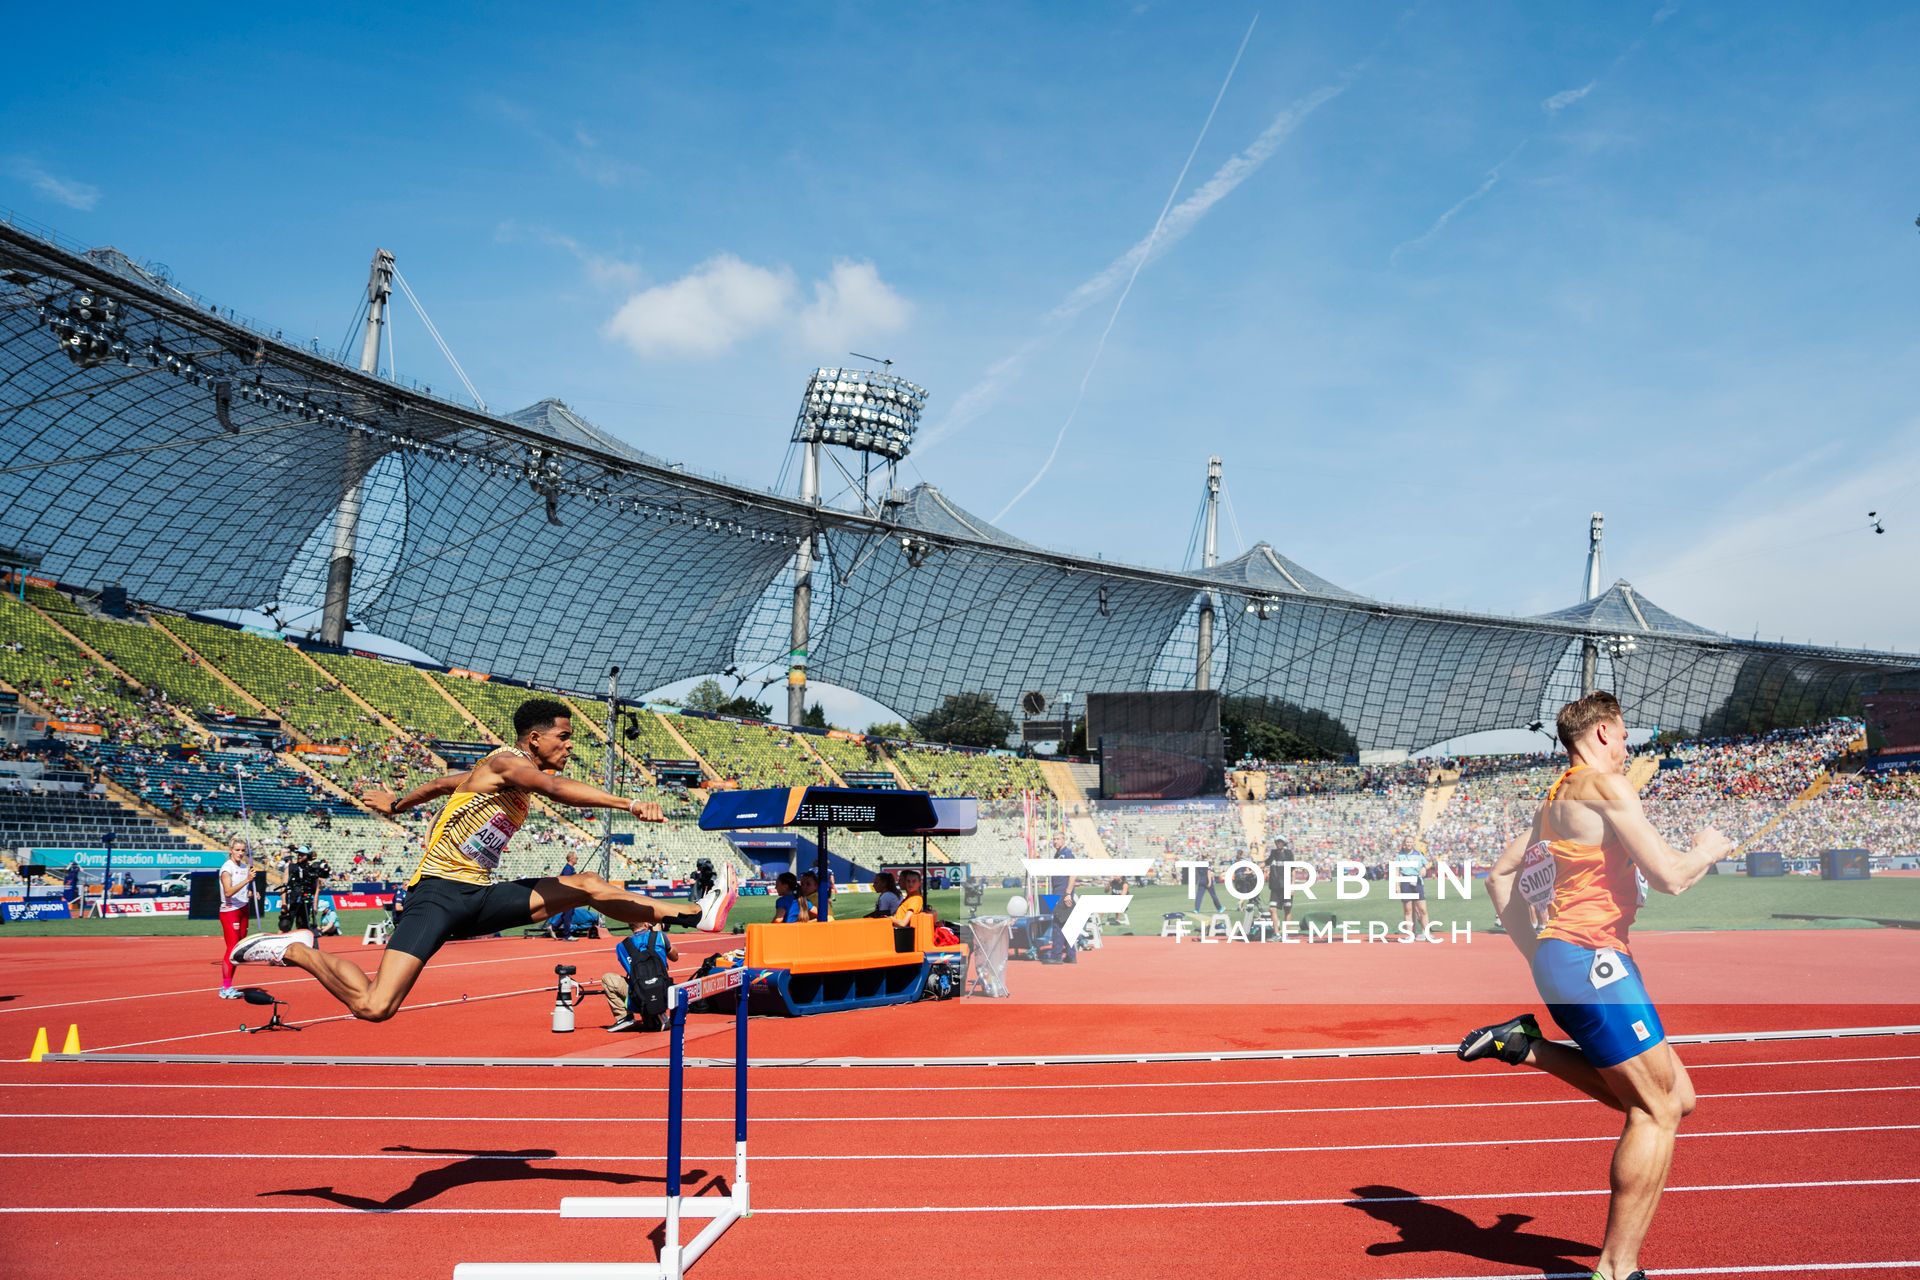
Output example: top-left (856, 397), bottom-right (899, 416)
top-left (238, 988), bottom-right (300, 1033)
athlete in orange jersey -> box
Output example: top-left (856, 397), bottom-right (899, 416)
top-left (1458, 692), bottom-right (1733, 1280)
top-left (231, 698), bottom-right (736, 1022)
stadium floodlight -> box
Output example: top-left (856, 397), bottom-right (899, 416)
top-left (1604, 634), bottom-right (1638, 660)
top-left (792, 365), bottom-right (928, 462)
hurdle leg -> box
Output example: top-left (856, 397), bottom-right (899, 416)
top-left (660, 986), bottom-right (686, 1278)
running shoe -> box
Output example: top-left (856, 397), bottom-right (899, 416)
top-left (692, 862), bottom-right (738, 933)
top-left (1587, 1273), bottom-right (1647, 1280)
top-left (228, 928), bottom-right (316, 966)
top-left (217, 987), bottom-right (242, 1000)
top-left (1457, 1012), bottom-right (1540, 1065)
top-left (606, 1015), bottom-right (640, 1033)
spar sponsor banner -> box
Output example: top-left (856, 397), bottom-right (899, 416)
top-left (29, 848), bottom-right (231, 871)
top-left (2, 901), bottom-right (73, 921)
top-left (100, 897), bottom-right (190, 916)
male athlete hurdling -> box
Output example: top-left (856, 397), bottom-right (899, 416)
top-left (1457, 691), bottom-right (1734, 1280)
top-left (231, 698), bottom-right (737, 1021)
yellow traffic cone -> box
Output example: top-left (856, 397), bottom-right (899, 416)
top-left (29, 1027), bottom-right (49, 1063)
top-left (60, 1025), bottom-right (80, 1055)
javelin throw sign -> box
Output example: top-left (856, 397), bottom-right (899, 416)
top-left (1021, 858), bottom-right (1153, 940)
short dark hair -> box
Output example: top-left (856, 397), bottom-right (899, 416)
top-left (1556, 691), bottom-right (1623, 751)
top-left (514, 698), bottom-right (571, 739)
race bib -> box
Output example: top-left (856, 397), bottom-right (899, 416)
top-left (1588, 947), bottom-right (1628, 991)
top-left (1517, 842), bottom-right (1557, 912)
top-left (457, 813), bottom-right (518, 871)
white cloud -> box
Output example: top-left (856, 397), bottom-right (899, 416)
top-left (1543, 80), bottom-right (1597, 113)
top-left (497, 222), bottom-right (642, 291)
top-left (796, 259), bottom-right (912, 353)
top-left (7, 157), bottom-right (100, 211)
top-left (602, 255), bottom-right (912, 360)
top-left (605, 255), bottom-right (796, 357)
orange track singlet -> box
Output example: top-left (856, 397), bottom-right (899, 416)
top-left (1533, 763), bottom-right (1640, 954)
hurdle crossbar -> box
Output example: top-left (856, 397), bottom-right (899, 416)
top-left (454, 966), bottom-right (752, 1280)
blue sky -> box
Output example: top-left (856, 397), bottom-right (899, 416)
top-left (6, 0), bottom-right (1919, 669)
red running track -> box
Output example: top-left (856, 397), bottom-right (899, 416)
top-left (2, 930), bottom-right (1918, 1277)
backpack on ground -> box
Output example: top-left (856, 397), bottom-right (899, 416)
top-left (620, 936), bottom-right (671, 1032)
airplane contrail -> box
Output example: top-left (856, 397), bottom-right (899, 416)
top-left (918, 21), bottom-right (1349, 461)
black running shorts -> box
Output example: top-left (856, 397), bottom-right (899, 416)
top-left (388, 875), bottom-right (539, 962)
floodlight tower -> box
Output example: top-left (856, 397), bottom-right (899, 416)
top-left (786, 361), bottom-right (929, 725)
top-left (1196, 456), bottom-right (1222, 690)
top-left (320, 249), bottom-right (394, 646)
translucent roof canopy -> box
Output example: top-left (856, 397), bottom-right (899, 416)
top-left (5, 220), bottom-right (1915, 751)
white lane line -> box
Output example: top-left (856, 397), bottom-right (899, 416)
top-left (1, 1178), bottom-right (1915, 1216)
top-left (1, 1083), bottom-right (1913, 1124)
top-left (1381, 1265), bottom-right (1920, 1279)
top-left (8, 1052), bottom-right (1915, 1096)
top-left (0, 939), bottom-right (724, 1018)
top-left (2, 1120), bottom-right (1913, 1163)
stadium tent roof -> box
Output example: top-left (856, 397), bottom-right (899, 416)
top-left (1536, 580), bottom-right (1719, 639)
top-left (1197, 542), bottom-right (1367, 602)
top-left (5, 219), bottom-right (1918, 752)
top-left (501, 399), bottom-right (669, 468)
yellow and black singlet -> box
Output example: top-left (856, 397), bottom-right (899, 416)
top-left (408, 748), bottom-right (534, 887)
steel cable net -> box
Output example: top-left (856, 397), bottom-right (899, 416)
top-left (4, 220), bottom-right (1917, 748)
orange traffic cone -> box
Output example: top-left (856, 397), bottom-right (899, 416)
top-left (28, 1027), bottom-right (49, 1063)
top-left (60, 1025), bottom-right (81, 1055)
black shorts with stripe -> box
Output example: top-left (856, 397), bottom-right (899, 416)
top-left (388, 875), bottom-right (539, 962)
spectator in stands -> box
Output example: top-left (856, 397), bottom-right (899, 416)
top-left (217, 838), bottom-right (255, 999)
top-left (604, 922), bottom-right (676, 1032)
top-left (770, 872), bottom-right (805, 923)
top-left (869, 871), bottom-right (902, 919)
top-left (891, 870), bottom-right (925, 926)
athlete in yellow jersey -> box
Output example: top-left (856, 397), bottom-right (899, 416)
top-left (1457, 692), bottom-right (1733, 1280)
top-left (230, 698), bottom-right (737, 1022)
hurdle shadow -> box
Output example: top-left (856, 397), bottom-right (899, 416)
top-left (1345, 1185), bottom-right (1598, 1276)
top-left (262, 1145), bottom-right (702, 1213)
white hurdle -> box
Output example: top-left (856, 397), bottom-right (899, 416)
top-left (455, 966), bottom-right (752, 1280)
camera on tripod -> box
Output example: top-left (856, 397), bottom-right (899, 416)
top-left (693, 858), bottom-right (717, 898)
top-left (552, 964), bottom-right (585, 1033)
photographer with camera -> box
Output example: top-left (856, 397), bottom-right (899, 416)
top-left (603, 921), bottom-right (678, 1032)
top-left (280, 848), bottom-right (331, 933)
top-left (692, 858), bottom-right (717, 900)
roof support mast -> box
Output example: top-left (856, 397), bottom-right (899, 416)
top-left (1196, 455), bottom-right (1221, 691)
top-left (321, 248), bottom-right (394, 647)
top-left (788, 438), bottom-right (820, 727)
top-left (1581, 512), bottom-right (1605, 695)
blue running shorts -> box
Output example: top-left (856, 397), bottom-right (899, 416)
top-left (1529, 937), bottom-right (1666, 1068)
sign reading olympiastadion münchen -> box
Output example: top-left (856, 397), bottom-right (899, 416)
top-left (27, 848), bottom-right (232, 870)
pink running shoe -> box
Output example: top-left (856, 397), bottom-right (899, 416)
top-left (229, 928), bottom-right (316, 966)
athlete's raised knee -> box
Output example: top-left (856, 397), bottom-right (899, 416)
top-left (351, 993), bottom-right (403, 1023)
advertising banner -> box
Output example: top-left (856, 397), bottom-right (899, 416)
top-left (29, 848), bottom-right (232, 871)
top-left (1, 901), bottom-right (72, 922)
top-left (99, 898), bottom-right (190, 916)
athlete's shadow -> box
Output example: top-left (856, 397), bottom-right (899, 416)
top-left (1346, 1184), bottom-right (1598, 1276)
top-left (263, 1145), bottom-right (698, 1212)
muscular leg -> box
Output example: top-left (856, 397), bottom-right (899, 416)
top-left (1592, 1042), bottom-right (1688, 1280)
top-left (284, 943), bottom-right (426, 1023)
top-left (1520, 1037), bottom-right (1627, 1113)
top-left (531, 874), bottom-right (699, 928)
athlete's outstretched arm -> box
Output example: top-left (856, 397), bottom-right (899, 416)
top-left (362, 771), bottom-right (472, 816)
top-left (1593, 771), bottom-right (1732, 894)
top-left (494, 757), bottom-right (665, 822)
top-left (1486, 826), bottom-right (1541, 961)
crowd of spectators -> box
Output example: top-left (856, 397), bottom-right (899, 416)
top-left (1639, 721), bottom-right (1860, 847)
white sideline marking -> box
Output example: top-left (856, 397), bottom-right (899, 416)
top-left (2, 1120), bottom-right (1914, 1163)
top-left (8, 1051), bottom-right (1916, 1096)
top-left (0, 940), bottom-right (720, 1018)
top-left (1, 1177), bottom-right (1915, 1216)
top-left (1, 1083), bottom-right (1914, 1124)
top-left (1383, 1265), bottom-right (1920, 1279)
